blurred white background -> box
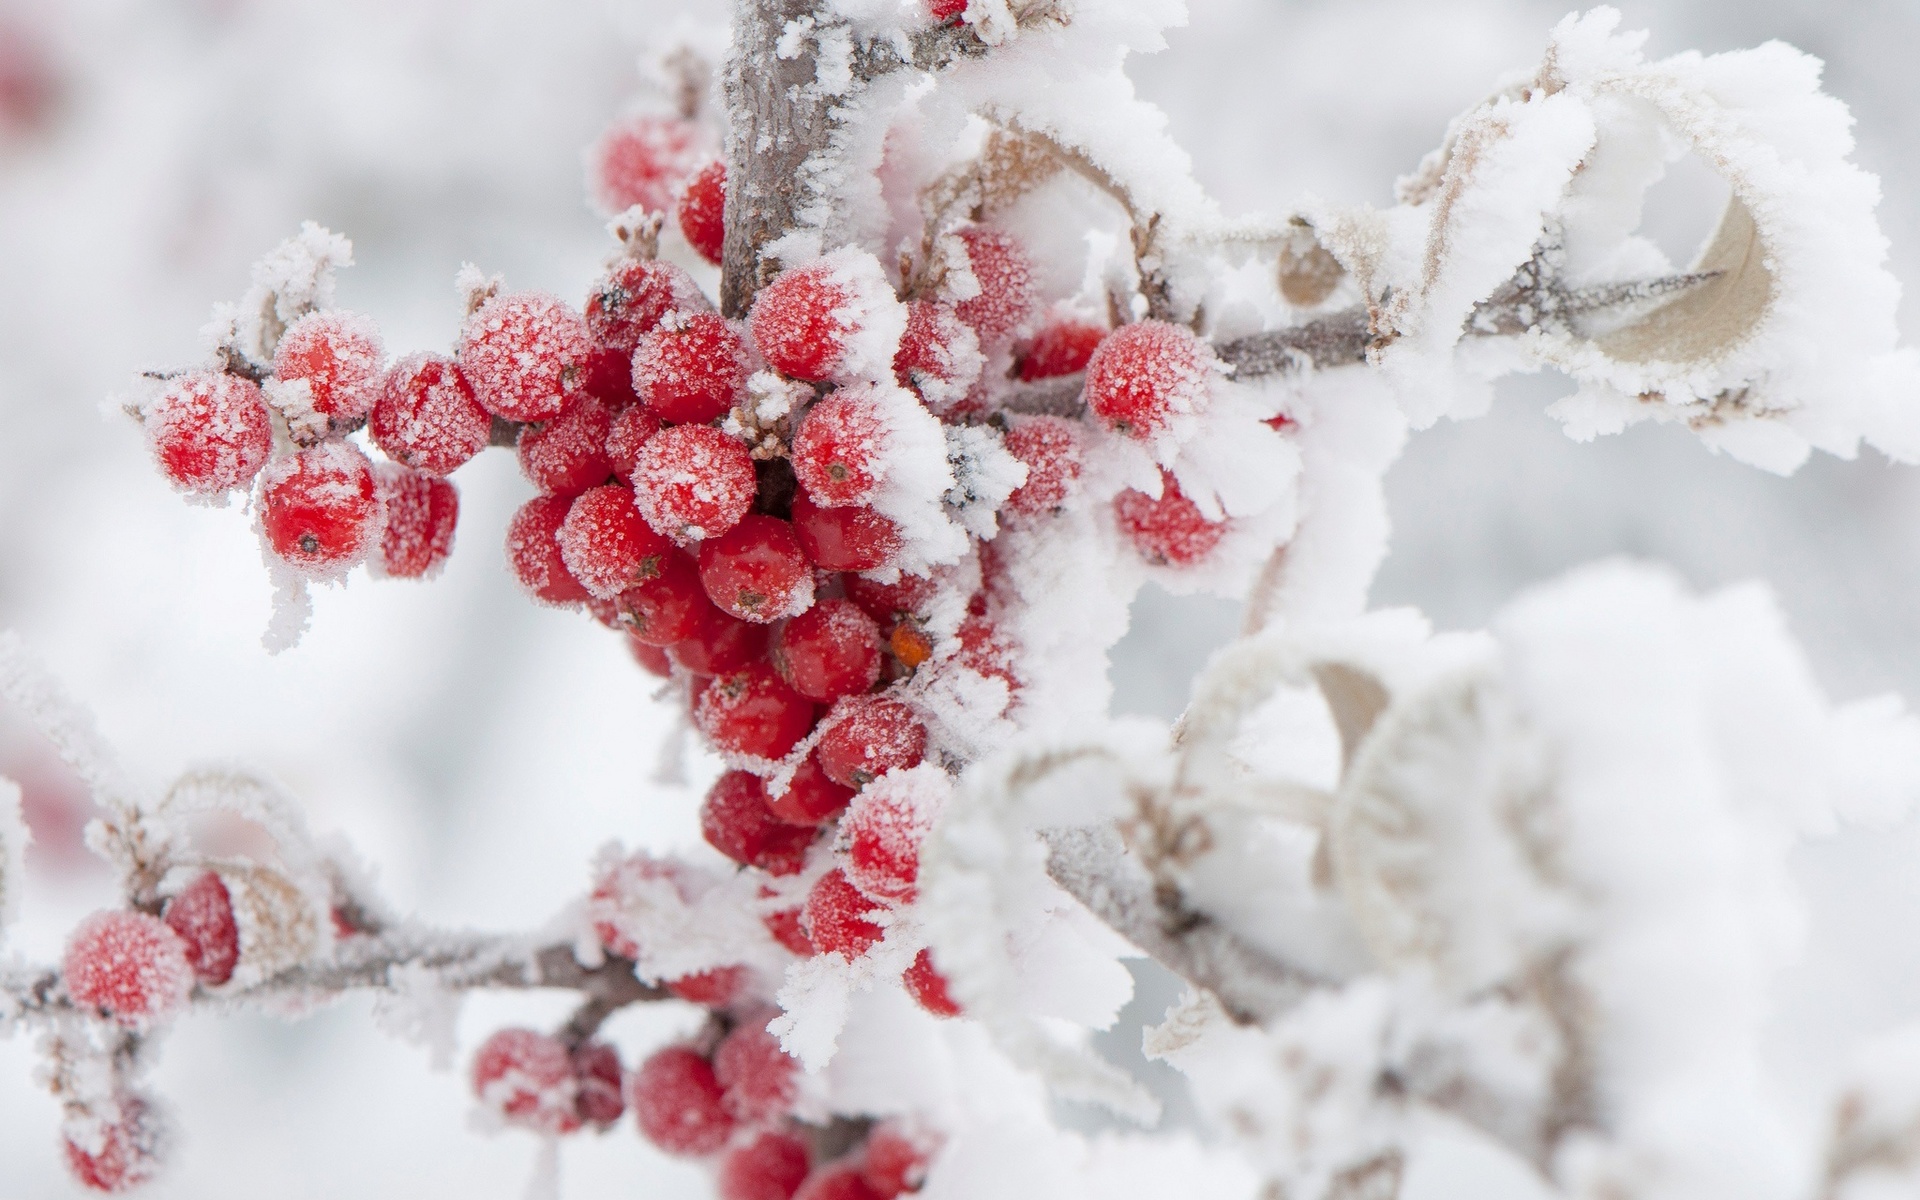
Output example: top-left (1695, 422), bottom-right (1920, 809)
top-left (2, 0), bottom-right (1917, 1195)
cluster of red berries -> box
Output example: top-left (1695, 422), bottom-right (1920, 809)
top-left (471, 1018), bottom-right (936, 1200)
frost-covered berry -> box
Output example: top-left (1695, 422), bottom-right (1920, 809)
top-left (260, 442), bottom-right (382, 576)
top-left (889, 622), bottom-right (934, 671)
top-left (1114, 471), bottom-right (1225, 566)
top-left (63, 910), bottom-right (194, 1027)
top-left (630, 637), bottom-right (674, 678)
top-left (764, 906), bottom-right (814, 956)
top-left (607, 402), bottom-right (663, 483)
top-left (368, 353), bottom-right (491, 476)
top-left (864, 1123), bottom-right (936, 1196)
top-left (506, 494), bottom-right (592, 606)
top-left (589, 113), bottom-right (702, 216)
top-left (797, 1163), bottom-right (887, 1200)
top-left (1001, 415), bottom-right (1081, 516)
top-left (573, 1041), bottom-right (626, 1128)
top-left (791, 492), bottom-right (900, 572)
top-left (145, 371), bottom-right (273, 495)
top-left (1016, 315), bottom-right (1106, 381)
top-left (773, 599), bottom-right (881, 703)
top-left (459, 291), bottom-right (594, 423)
top-left (668, 964), bottom-right (748, 1008)
top-left (721, 1131), bottom-right (812, 1200)
top-left (519, 394), bottom-right (615, 496)
top-left (634, 424), bottom-right (758, 544)
top-left (1084, 320), bottom-right (1211, 441)
top-left (679, 160), bottom-right (727, 266)
top-left (617, 552), bottom-right (711, 645)
top-left (949, 228), bottom-right (1035, 343)
top-left (840, 772), bottom-right (942, 903)
top-left (270, 309), bottom-right (385, 435)
top-left (842, 573), bottom-right (937, 624)
top-left (696, 668), bottom-right (818, 762)
top-left (902, 949), bottom-right (961, 1019)
top-left (375, 465), bottom-right (458, 579)
top-left (767, 755), bottom-right (855, 826)
top-left (634, 312), bottom-right (750, 425)
top-left (714, 1024), bottom-right (798, 1123)
top-left (793, 388), bottom-right (887, 507)
top-left (804, 868), bottom-right (885, 961)
top-left (925, 0), bottom-right (968, 21)
top-left (670, 609), bottom-right (770, 676)
top-left (559, 484), bottom-right (669, 599)
top-left (631, 1046), bottom-right (735, 1156)
top-left (473, 1028), bottom-right (581, 1136)
top-left (817, 697), bottom-right (927, 789)
top-left (162, 870), bottom-right (239, 987)
top-left (955, 615), bottom-right (1020, 693)
top-left (892, 301), bottom-right (982, 411)
top-left (699, 515), bottom-right (816, 623)
top-left (587, 258), bottom-right (711, 354)
top-left (749, 262), bottom-right (855, 383)
top-left (64, 1096), bottom-right (163, 1194)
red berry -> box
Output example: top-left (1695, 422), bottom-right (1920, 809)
top-left (1083, 319), bottom-right (1210, 441)
top-left (590, 113), bottom-right (702, 216)
top-left (633, 423), bottom-right (758, 545)
top-left (518, 394), bottom-right (615, 496)
top-left (607, 403), bottom-right (663, 483)
top-left (773, 599), bottom-right (881, 703)
top-left (699, 515), bottom-right (815, 623)
top-left (582, 345), bottom-right (641, 408)
top-left (64, 1096), bottom-right (163, 1194)
top-left (696, 666), bottom-right (819, 761)
top-left (671, 608), bottom-right (772, 676)
top-left (679, 160), bottom-right (727, 266)
top-left (803, 868), bottom-right (885, 961)
top-left (617, 551), bottom-right (711, 645)
top-left (259, 442), bottom-right (382, 576)
top-left (721, 1131), bottom-right (812, 1200)
top-left (145, 371), bottom-right (273, 495)
top-left (767, 754), bottom-right (856, 826)
top-left (573, 1041), bottom-right (626, 1128)
top-left (1001, 415), bottom-right (1081, 516)
top-left (1114, 471), bottom-right (1226, 566)
top-left (506, 494), bottom-right (592, 606)
top-left (763, 906), bottom-right (815, 956)
top-left (793, 387), bottom-right (887, 507)
top-left (749, 261), bottom-right (853, 383)
top-left (270, 309), bottom-right (385, 435)
top-left (162, 870), bottom-right (239, 987)
top-left (863, 1122), bottom-right (936, 1196)
top-left (714, 1024), bottom-right (798, 1123)
top-left (1016, 316), bottom-right (1106, 381)
top-left (816, 697), bottom-right (927, 789)
top-left (892, 301), bottom-right (982, 411)
top-left (955, 615), bottom-right (1020, 692)
top-left (902, 949), bottom-right (961, 1019)
top-left (842, 573), bottom-right (938, 625)
top-left (630, 637), bottom-right (675, 678)
top-left (668, 964), bottom-right (750, 1007)
top-left (473, 1028), bottom-right (581, 1136)
top-left (459, 291), bottom-right (594, 422)
top-left (591, 852), bottom-right (701, 957)
top-left (587, 258), bottom-right (711, 354)
top-left (368, 353), bottom-right (491, 475)
top-left (840, 771), bottom-right (943, 903)
top-left (797, 1163), bottom-right (887, 1200)
top-left (633, 312), bottom-right (750, 425)
top-left (375, 465), bottom-right (458, 580)
top-left (631, 1046), bottom-right (735, 1156)
top-left (559, 484), bottom-right (670, 599)
top-left (926, 0), bottom-right (968, 21)
top-left (64, 911), bottom-right (193, 1026)
top-left (706, 768), bottom-right (817, 871)
top-left (949, 228), bottom-right (1035, 343)
top-left (791, 492), bottom-right (899, 572)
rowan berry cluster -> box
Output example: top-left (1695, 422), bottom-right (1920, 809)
top-left (112, 26), bottom-right (1291, 1193)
